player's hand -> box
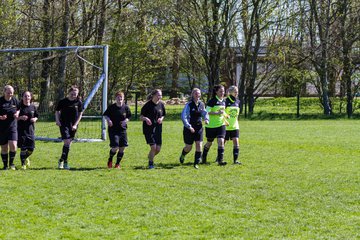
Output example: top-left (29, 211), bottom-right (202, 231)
top-left (121, 120), bottom-right (127, 128)
top-left (144, 117), bottom-right (152, 126)
top-left (108, 120), bottom-right (113, 127)
top-left (189, 127), bottom-right (195, 133)
top-left (72, 125), bottom-right (78, 131)
top-left (14, 112), bottom-right (19, 119)
top-left (157, 118), bottom-right (163, 124)
top-left (0, 115), bottom-right (7, 120)
top-left (30, 118), bottom-right (37, 123)
top-left (56, 121), bottom-right (61, 127)
top-left (20, 115), bottom-right (29, 121)
top-left (218, 109), bottom-right (224, 115)
top-left (205, 120), bottom-right (209, 125)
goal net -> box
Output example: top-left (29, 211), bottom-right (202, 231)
top-left (0, 45), bottom-right (108, 142)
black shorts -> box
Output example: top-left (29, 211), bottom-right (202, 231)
top-left (205, 125), bottom-right (226, 140)
top-left (109, 130), bottom-right (128, 148)
top-left (183, 126), bottom-right (203, 145)
top-left (144, 126), bottom-right (162, 145)
top-left (60, 125), bottom-right (77, 140)
top-left (18, 135), bottom-right (35, 149)
top-left (225, 129), bottom-right (239, 140)
top-left (0, 126), bottom-right (18, 145)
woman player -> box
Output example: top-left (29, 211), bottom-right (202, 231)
top-left (225, 86), bottom-right (241, 164)
top-left (0, 85), bottom-right (20, 170)
top-left (140, 89), bottom-right (166, 169)
top-left (103, 91), bottom-right (131, 169)
top-left (17, 91), bottom-right (39, 169)
top-left (55, 85), bottom-right (83, 170)
top-left (201, 84), bottom-right (227, 166)
top-left (179, 88), bottom-right (209, 169)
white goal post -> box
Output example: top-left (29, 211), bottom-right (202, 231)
top-left (0, 45), bottom-right (109, 142)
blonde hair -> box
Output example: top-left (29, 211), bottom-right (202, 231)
top-left (4, 85), bottom-right (14, 93)
top-left (190, 88), bottom-right (201, 101)
top-left (227, 85), bottom-right (238, 95)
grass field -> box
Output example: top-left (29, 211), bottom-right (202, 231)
top-left (0, 119), bottom-right (359, 239)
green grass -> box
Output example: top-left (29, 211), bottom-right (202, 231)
top-left (0, 120), bottom-right (359, 239)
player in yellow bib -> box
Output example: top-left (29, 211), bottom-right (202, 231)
top-left (225, 86), bottom-right (241, 164)
top-left (202, 85), bottom-right (227, 166)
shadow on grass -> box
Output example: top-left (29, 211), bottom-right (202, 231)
top-left (28, 167), bottom-right (105, 171)
top-left (133, 162), bottom-right (194, 170)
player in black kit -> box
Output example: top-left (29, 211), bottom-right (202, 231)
top-left (17, 91), bottom-right (39, 170)
top-left (103, 91), bottom-right (131, 169)
top-left (140, 89), bottom-right (166, 169)
top-left (0, 85), bottom-right (20, 170)
top-left (55, 86), bottom-right (83, 170)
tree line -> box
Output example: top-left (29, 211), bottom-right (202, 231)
top-left (1, 0), bottom-right (360, 117)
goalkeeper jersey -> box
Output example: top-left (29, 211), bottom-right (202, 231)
top-left (205, 96), bottom-right (226, 128)
top-left (225, 95), bottom-right (240, 131)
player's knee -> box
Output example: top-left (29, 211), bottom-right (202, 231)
top-left (184, 145), bottom-right (192, 152)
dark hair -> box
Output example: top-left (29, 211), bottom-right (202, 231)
top-left (22, 91), bottom-right (33, 102)
top-left (147, 89), bottom-right (162, 101)
top-left (212, 85), bottom-right (224, 98)
top-left (68, 85), bottom-right (79, 93)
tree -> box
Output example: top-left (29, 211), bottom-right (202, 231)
top-left (337, 0), bottom-right (360, 117)
top-left (180, 0), bottom-right (239, 98)
top-left (308, 0), bottom-right (335, 115)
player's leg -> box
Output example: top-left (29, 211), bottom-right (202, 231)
top-left (114, 147), bottom-right (125, 169)
top-left (148, 144), bottom-right (157, 168)
top-left (8, 140), bottom-right (17, 170)
top-left (202, 127), bottom-right (216, 164)
top-left (108, 131), bottom-right (119, 168)
top-left (108, 147), bottom-right (118, 168)
top-left (179, 144), bottom-right (192, 164)
top-left (20, 137), bottom-right (35, 169)
top-left (59, 138), bottom-right (71, 169)
top-left (216, 126), bottom-right (227, 166)
top-left (193, 140), bottom-right (202, 169)
top-left (114, 131), bottom-right (128, 169)
top-left (179, 127), bottom-right (194, 164)
top-left (1, 143), bottom-right (9, 170)
top-left (232, 135), bottom-right (241, 164)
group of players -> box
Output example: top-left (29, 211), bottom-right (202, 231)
top-left (0, 84), bottom-right (240, 170)
top-left (0, 85), bottom-right (83, 170)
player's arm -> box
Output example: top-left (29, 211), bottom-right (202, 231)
top-left (104, 115), bottom-right (113, 127)
top-left (140, 115), bottom-right (152, 126)
top-left (55, 111), bottom-right (61, 126)
top-left (181, 103), bottom-right (192, 129)
top-left (31, 107), bottom-right (39, 123)
top-left (72, 111), bottom-right (83, 130)
top-left (14, 110), bottom-right (20, 119)
top-left (201, 103), bottom-right (209, 124)
top-left (157, 104), bottom-right (165, 124)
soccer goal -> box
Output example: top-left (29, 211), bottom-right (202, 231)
top-left (0, 45), bottom-right (108, 142)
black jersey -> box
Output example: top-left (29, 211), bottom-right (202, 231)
top-left (140, 100), bottom-right (166, 134)
top-left (55, 98), bottom-right (83, 125)
top-left (103, 103), bottom-right (132, 131)
top-left (18, 103), bottom-right (39, 137)
top-left (0, 96), bottom-right (20, 129)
